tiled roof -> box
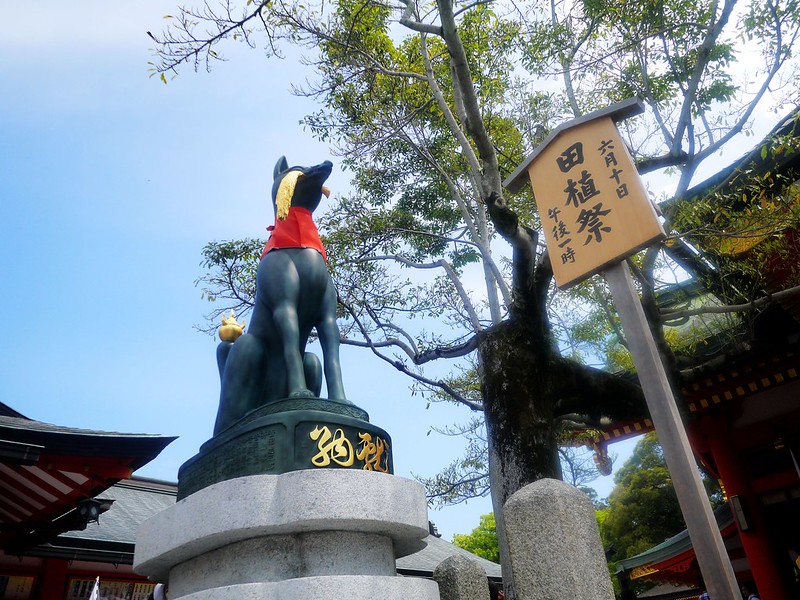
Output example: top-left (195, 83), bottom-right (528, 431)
top-left (0, 414), bottom-right (168, 440)
top-left (61, 478), bottom-right (177, 545)
top-left (616, 504), bottom-right (733, 574)
top-left (0, 402), bottom-right (175, 554)
top-left (397, 533), bottom-right (502, 579)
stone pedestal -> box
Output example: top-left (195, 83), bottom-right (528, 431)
top-left (134, 470), bottom-right (439, 600)
top-left (178, 398), bottom-right (392, 500)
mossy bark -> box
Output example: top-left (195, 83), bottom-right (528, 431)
top-left (479, 320), bottom-right (562, 497)
top-left (478, 319), bottom-right (559, 599)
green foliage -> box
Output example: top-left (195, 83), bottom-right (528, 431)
top-left (452, 513), bottom-right (500, 563)
top-left (601, 434), bottom-right (685, 557)
top-left (195, 238), bottom-right (263, 333)
top-left (669, 125), bottom-right (800, 303)
top-left (168, 0), bottom-right (800, 379)
top-left (292, 1), bottom-right (552, 366)
top-left (595, 433), bottom-right (725, 594)
top-left (598, 433), bottom-right (723, 563)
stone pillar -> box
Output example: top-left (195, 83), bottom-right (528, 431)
top-left (433, 555), bottom-right (490, 600)
top-left (503, 478), bottom-right (614, 600)
top-left (134, 469), bottom-right (439, 600)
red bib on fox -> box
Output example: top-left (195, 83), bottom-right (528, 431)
top-left (261, 206), bottom-right (327, 262)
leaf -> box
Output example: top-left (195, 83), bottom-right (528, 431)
top-left (160, 73), bottom-right (167, 85)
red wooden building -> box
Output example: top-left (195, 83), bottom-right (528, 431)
top-left (0, 402), bottom-right (175, 599)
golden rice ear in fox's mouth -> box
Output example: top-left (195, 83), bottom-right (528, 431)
top-left (321, 185), bottom-right (331, 198)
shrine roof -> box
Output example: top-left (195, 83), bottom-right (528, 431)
top-left (0, 401), bottom-right (175, 554)
top-left (24, 477), bottom-right (177, 564)
top-left (589, 333), bottom-right (800, 446)
top-left (396, 532), bottom-right (502, 580)
top-left (616, 503), bottom-right (733, 576)
top-left (668, 107), bottom-right (800, 210)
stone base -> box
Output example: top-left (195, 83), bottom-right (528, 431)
top-left (135, 470), bottom-right (438, 599)
top-left (174, 577), bottom-right (439, 600)
top-left (178, 398), bottom-right (392, 499)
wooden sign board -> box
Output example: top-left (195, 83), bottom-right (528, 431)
top-left (506, 99), bottom-right (741, 597)
top-left (504, 100), bottom-right (665, 289)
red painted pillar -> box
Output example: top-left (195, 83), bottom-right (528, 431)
top-left (35, 558), bottom-right (68, 600)
top-left (708, 429), bottom-right (792, 600)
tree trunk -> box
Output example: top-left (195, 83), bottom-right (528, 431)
top-left (478, 319), bottom-right (563, 598)
top-left (477, 315), bottom-right (646, 597)
top-left (480, 319), bottom-right (563, 494)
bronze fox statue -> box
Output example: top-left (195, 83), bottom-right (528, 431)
top-left (214, 157), bottom-right (347, 434)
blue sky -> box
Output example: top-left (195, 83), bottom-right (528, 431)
top-left (0, 1), bottom-right (639, 540)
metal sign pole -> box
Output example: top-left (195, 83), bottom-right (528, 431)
top-left (604, 260), bottom-right (740, 599)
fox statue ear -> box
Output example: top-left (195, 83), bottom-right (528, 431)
top-left (274, 156), bottom-right (289, 179)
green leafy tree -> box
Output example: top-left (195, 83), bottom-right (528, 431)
top-left (600, 433), bottom-right (686, 560)
top-left (153, 0), bottom-right (800, 592)
top-left (452, 512), bottom-right (500, 563)
top-left (599, 433), bottom-right (724, 564)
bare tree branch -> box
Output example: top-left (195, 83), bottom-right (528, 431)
top-left (339, 298), bottom-right (483, 410)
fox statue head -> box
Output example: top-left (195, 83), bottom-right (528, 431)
top-left (271, 156), bottom-right (332, 220)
